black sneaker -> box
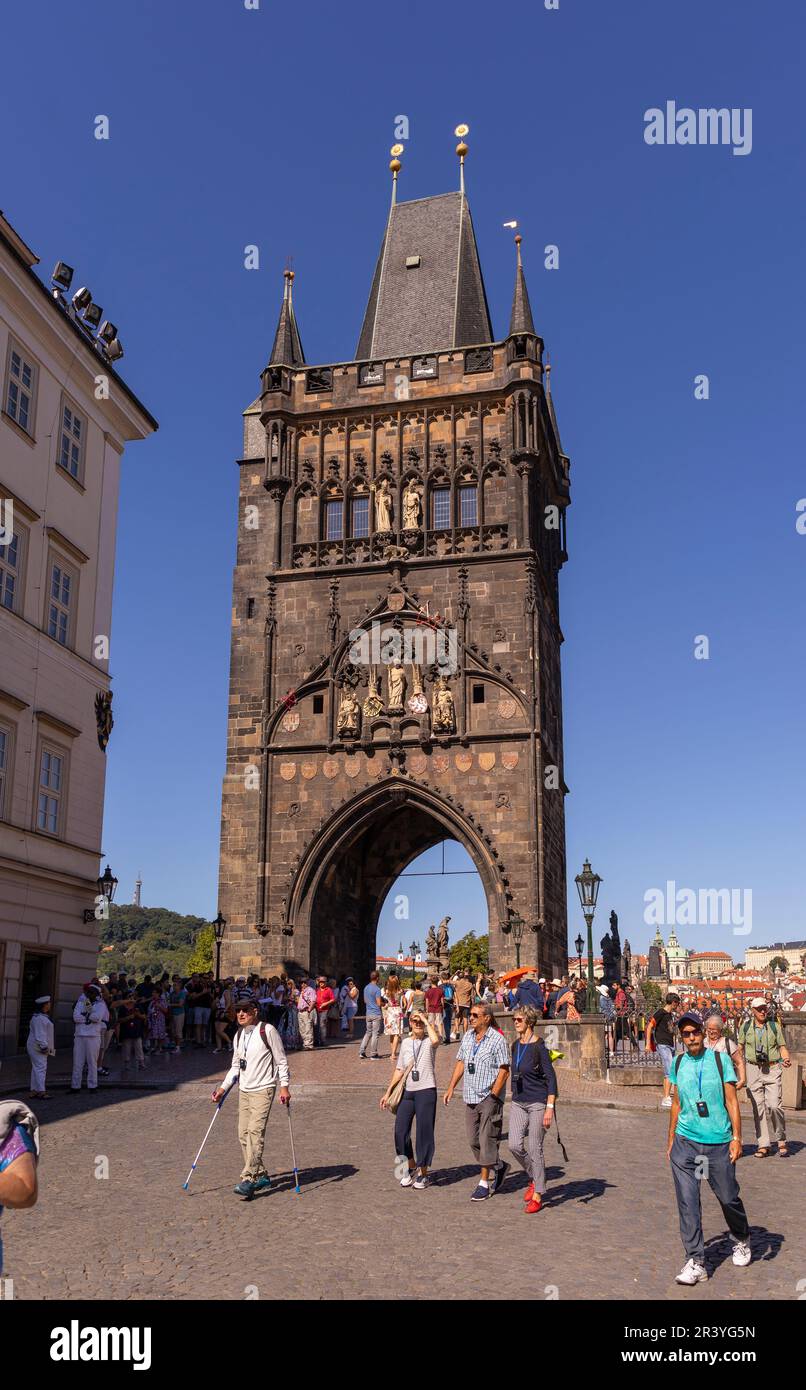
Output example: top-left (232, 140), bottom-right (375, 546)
top-left (492, 1161), bottom-right (510, 1194)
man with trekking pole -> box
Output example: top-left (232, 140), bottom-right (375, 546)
top-left (212, 998), bottom-right (291, 1198)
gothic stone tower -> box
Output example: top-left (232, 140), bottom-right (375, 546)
top-left (218, 156), bottom-right (571, 984)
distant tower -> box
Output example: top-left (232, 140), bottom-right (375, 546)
top-left (133, 873), bottom-right (142, 908)
top-left (666, 925), bottom-right (688, 981)
top-left (647, 925), bottom-right (666, 980)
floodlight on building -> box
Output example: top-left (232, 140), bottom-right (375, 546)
top-left (72, 286), bottom-right (92, 312)
top-left (52, 261), bottom-right (74, 291)
top-left (105, 337), bottom-right (124, 362)
top-left (98, 320), bottom-right (118, 344)
top-left (83, 302), bottom-right (103, 329)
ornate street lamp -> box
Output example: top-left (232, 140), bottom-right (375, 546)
top-left (509, 910), bottom-right (525, 969)
top-left (575, 858), bottom-right (602, 1013)
top-left (213, 911), bottom-right (227, 982)
top-left (409, 940), bottom-right (421, 988)
top-left (575, 932), bottom-right (584, 981)
top-left (83, 863), bottom-right (118, 923)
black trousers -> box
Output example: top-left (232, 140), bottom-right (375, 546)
top-left (394, 1087), bottom-right (437, 1168)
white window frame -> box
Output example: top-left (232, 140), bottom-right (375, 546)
top-left (35, 741), bottom-right (67, 838)
top-left (45, 550), bottom-right (78, 648)
top-left (324, 498), bottom-right (343, 541)
top-left (57, 395), bottom-right (87, 484)
top-left (0, 720), bottom-right (13, 821)
top-left (0, 515), bottom-right (27, 615)
top-left (459, 485), bottom-right (478, 528)
top-left (351, 494), bottom-right (369, 539)
top-left (3, 338), bottom-right (39, 438)
top-left (431, 486), bottom-right (451, 531)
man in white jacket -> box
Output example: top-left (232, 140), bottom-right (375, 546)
top-left (70, 984), bottom-right (110, 1092)
top-left (212, 998), bottom-right (290, 1197)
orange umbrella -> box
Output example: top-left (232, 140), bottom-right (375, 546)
top-left (498, 967), bottom-right (532, 985)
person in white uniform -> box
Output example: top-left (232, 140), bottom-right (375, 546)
top-left (70, 984), bottom-right (109, 1092)
top-left (27, 997), bottom-right (55, 1099)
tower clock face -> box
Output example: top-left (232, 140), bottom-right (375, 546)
top-left (408, 694), bottom-right (428, 714)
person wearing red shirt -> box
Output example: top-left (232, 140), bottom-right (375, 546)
top-left (315, 977), bottom-right (335, 1047)
top-left (424, 978), bottom-right (445, 1040)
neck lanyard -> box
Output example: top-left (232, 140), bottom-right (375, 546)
top-left (515, 1035), bottom-right (534, 1072)
top-left (696, 1053), bottom-right (706, 1098)
top-left (240, 1027), bottom-right (255, 1060)
top-left (411, 1040), bottom-right (423, 1070)
top-left (471, 1031), bottom-right (487, 1059)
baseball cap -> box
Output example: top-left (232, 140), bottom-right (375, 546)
top-left (678, 1010), bottom-right (704, 1031)
top-left (750, 997), bottom-right (767, 1008)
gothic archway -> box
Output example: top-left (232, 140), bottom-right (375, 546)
top-left (283, 777), bottom-right (509, 982)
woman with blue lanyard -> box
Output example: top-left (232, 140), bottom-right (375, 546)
top-left (507, 1005), bottom-right (557, 1214)
top-left (380, 1011), bottom-right (441, 1189)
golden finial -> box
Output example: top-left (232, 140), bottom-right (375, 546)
top-left (390, 143), bottom-right (404, 204)
top-left (454, 123), bottom-right (469, 192)
top-left (515, 232), bottom-right (523, 266)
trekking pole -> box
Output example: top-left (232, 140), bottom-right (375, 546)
top-left (182, 1084), bottom-right (234, 1191)
top-left (285, 1099), bottom-right (302, 1194)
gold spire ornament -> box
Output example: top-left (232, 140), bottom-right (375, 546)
top-left (390, 143), bottom-right (404, 204)
top-left (454, 124), bottom-right (469, 194)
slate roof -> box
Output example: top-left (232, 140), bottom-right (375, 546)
top-left (509, 258), bottom-right (535, 336)
top-left (356, 191), bottom-right (493, 360)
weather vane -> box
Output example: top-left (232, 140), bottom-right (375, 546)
top-left (390, 143), bottom-right (404, 204)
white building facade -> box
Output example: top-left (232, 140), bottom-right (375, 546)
top-left (0, 212), bottom-right (156, 1052)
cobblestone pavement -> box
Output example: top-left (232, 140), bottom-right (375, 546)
top-left (3, 1036), bottom-right (804, 1302)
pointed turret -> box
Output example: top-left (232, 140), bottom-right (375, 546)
top-left (269, 269), bottom-right (305, 367)
top-left (508, 234), bottom-right (536, 336)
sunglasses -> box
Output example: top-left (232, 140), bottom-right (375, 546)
top-left (680, 1028), bottom-right (701, 1037)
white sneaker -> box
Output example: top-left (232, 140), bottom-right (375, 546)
top-left (399, 1171), bottom-right (414, 1188)
top-left (732, 1241), bottom-right (751, 1267)
top-left (675, 1259), bottom-right (708, 1285)
top-left (661, 1096), bottom-right (673, 1108)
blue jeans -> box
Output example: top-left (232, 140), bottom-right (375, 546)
top-left (657, 1044), bottom-right (674, 1078)
top-left (670, 1134), bottom-right (749, 1263)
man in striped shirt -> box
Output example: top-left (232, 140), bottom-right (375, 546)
top-left (444, 1000), bottom-right (510, 1200)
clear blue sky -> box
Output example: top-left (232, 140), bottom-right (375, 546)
top-left (4, 0), bottom-right (804, 965)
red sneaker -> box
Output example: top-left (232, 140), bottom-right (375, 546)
top-left (524, 1196), bottom-right (543, 1214)
top-left (523, 1183), bottom-right (535, 1203)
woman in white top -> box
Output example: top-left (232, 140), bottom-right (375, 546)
top-left (339, 978), bottom-right (359, 1037)
top-left (27, 996), bottom-right (55, 1099)
top-left (703, 1013), bottom-right (746, 1090)
top-left (380, 1011), bottom-right (440, 1189)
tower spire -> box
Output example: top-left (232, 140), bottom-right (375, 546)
top-left (455, 123), bottom-right (469, 196)
top-left (268, 267), bottom-right (305, 367)
top-left (508, 233), bottom-right (536, 336)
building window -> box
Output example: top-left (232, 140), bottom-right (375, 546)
top-left (4, 343), bottom-right (37, 435)
top-left (313, 694), bottom-right (324, 714)
top-left (37, 747), bottom-right (64, 835)
top-left (58, 401), bottom-right (86, 481)
top-left (324, 499), bottom-right (343, 541)
top-left (459, 485), bottom-right (478, 527)
top-left (0, 528), bottom-right (22, 612)
top-left (246, 597), bottom-right (255, 619)
top-left (431, 487), bottom-right (451, 530)
top-left (47, 559), bottom-right (74, 646)
top-left (351, 495), bottom-right (369, 538)
top-left (472, 683), bottom-right (485, 705)
top-left (0, 724), bottom-right (9, 819)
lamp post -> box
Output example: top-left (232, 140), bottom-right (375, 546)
top-left (575, 932), bottom-right (584, 982)
top-left (83, 863), bottom-right (118, 923)
top-left (410, 940), bottom-right (420, 989)
top-left (213, 911), bottom-right (227, 983)
top-left (575, 858), bottom-right (602, 1013)
top-left (509, 910), bottom-right (525, 970)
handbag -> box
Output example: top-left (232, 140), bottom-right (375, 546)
top-left (385, 1062), bottom-right (414, 1114)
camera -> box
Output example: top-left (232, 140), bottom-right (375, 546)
top-left (755, 1050), bottom-right (768, 1067)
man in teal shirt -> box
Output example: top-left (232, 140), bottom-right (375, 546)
top-left (667, 1010), bottom-right (751, 1285)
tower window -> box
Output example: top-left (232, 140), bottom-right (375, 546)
top-left (431, 487), bottom-right (450, 530)
top-left (459, 485), bottom-right (478, 527)
top-left (351, 495), bottom-right (369, 538)
top-left (247, 598), bottom-right (255, 619)
top-left (472, 684), bottom-right (485, 705)
top-left (313, 694), bottom-right (324, 715)
top-left (324, 500), bottom-right (343, 541)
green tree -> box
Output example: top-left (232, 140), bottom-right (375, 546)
top-left (185, 924), bottom-right (214, 974)
top-left (449, 932), bottom-right (489, 975)
top-left (768, 956), bottom-right (789, 975)
top-left (640, 980), bottom-right (663, 1010)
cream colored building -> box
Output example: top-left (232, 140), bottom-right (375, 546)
top-left (687, 950), bottom-right (734, 979)
top-left (745, 941), bottom-right (806, 974)
top-left (0, 211), bottom-right (156, 1052)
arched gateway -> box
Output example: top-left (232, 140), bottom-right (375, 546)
top-left (218, 147), bottom-right (571, 983)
